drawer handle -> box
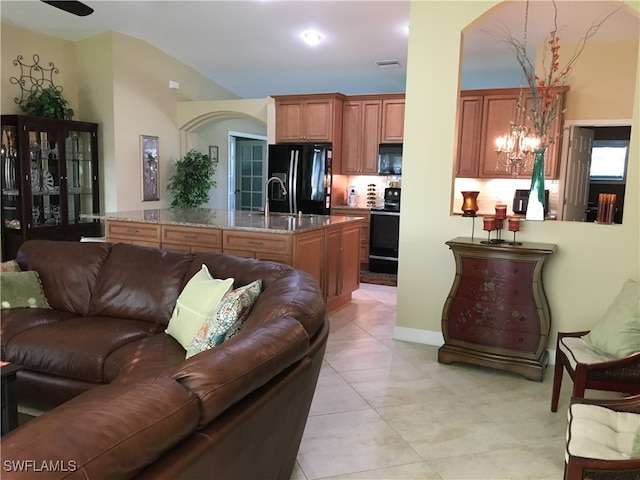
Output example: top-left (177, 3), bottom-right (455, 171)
top-left (512, 290), bottom-right (518, 296)
top-left (126, 229), bottom-right (139, 234)
top-left (513, 268), bottom-right (519, 274)
top-left (184, 235), bottom-right (197, 239)
top-left (248, 240), bottom-right (263, 246)
top-left (518, 337), bottom-right (524, 342)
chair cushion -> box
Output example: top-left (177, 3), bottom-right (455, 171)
top-left (567, 403), bottom-right (640, 461)
top-left (583, 278), bottom-right (640, 358)
top-left (558, 336), bottom-right (616, 370)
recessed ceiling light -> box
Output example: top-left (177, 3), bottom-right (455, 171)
top-left (302, 30), bottom-right (322, 46)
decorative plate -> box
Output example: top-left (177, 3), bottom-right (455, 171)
top-left (42, 170), bottom-right (55, 191)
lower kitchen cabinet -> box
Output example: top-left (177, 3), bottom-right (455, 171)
top-left (331, 207), bottom-right (370, 269)
top-left (162, 225), bottom-right (222, 253)
top-left (106, 221), bottom-right (161, 248)
top-left (438, 237), bottom-right (557, 381)
top-left (325, 223), bottom-right (361, 310)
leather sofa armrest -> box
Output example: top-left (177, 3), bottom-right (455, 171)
top-left (171, 316), bottom-right (310, 428)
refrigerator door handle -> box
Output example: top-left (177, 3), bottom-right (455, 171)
top-left (288, 150), bottom-right (295, 214)
top-left (292, 150), bottom-right (299, 214)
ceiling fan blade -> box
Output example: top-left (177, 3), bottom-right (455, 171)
top-left (41, 1), bottom-right (94, 17)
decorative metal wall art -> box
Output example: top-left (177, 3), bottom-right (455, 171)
top-left (11, 54), bottom-right (63, 106)
top-left (141, 135), bottom-right (159, 201)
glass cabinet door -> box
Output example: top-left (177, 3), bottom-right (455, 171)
top-left (28, 127), bottom-right (61, 229)
top-left (1, 125), bottom-right (21, 231)
top-left (65, 129), bottom-right (94, 225)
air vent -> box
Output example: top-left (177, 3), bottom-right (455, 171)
top-left (375, 60), bottom-right (401, 68)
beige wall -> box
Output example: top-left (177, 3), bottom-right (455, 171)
top-left (1, 24), bottom-right (78, 116)
top-left (396, 1), bottom-right (640, 351)
top-left (1, 25), bottom-right (239, 213)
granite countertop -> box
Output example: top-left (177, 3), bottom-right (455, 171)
top-left (85, 208), bottom-right (364, 234)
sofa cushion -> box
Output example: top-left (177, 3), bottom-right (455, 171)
top-left (583, 278), bottom-right (640, 358)
top-left (5, 317), bottom-right (162, 383)
top-left (0, 308), bottom-right (78, 359)
top-left (190, 253), bottom-right (326, 339)
top-left (88, 243), bottom-right (193, 326)
top-left (1, 271), bottom-right (50, 309)
top-left (16, 240), bottom-right (112, 316)
top-left (172, 316), bottom-right (309, 428)
top-left (104, 333), bottom-right (187, 384)
top-left (185, 279), bottom-right (262, 359)
top-left (0, 377), bottom-right (200, 480)
top-left (165, 264), bottom-right (233, 349)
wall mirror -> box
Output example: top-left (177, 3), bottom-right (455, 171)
top-left (455, 0), bottom-right (638, 224)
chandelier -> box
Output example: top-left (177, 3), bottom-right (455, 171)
top-left (495, 0), bottom-right (540, 176)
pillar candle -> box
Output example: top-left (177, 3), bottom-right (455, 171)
top-left (483, 216), bottom-right (496, 231)
top-left (495, 204), bottom-right (507, 220)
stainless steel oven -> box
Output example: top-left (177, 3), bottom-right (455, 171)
top-left (369, 209), bottom-right (400, 274)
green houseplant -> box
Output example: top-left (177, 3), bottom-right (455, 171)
top-left (20, 87), bottom-right (74, 120)
top-left (167, 148), bottom-right (217, 207)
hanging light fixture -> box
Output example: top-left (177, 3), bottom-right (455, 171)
top-left (495, 0), bottom-right (540, 176)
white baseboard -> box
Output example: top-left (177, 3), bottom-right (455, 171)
top-left (392, 327), bottom-right (556, 366)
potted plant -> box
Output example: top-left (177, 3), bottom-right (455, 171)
top-left (167, 148), bottom-right (217, 208)
top-left (20, 87), bottom-right (74, 120)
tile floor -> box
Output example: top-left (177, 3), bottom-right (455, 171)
top-left (292, 282), bottom-right (575, 480)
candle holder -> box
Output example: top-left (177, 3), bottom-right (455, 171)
top-left (508, 216), bottom-right (523, 245)
top-left (491, 203), bottom-right (507, 244)
top-left (461, 191), bottom-right (480, 240)
top-left (481, 215), bottom-right (496, 244)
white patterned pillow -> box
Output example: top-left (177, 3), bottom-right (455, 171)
top-left (185, 279), bottom-right (262, 359)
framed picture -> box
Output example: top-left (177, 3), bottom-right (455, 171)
top-left (209, 145), bottom-right (219, 165)
top-left (141, 135), bottom-right (159, 201)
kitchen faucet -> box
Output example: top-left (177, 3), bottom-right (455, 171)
top-left (264, 176), bottom-right (287, 217)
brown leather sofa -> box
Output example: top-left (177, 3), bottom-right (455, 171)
top-left (0, 240), bottom-right (328, 479)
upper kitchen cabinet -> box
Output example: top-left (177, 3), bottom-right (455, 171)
top-left (380, 95), bottom-right (405, 143)
top-left (456, 87), bottom-right (567, 179)
top-left (341, 97), bottom-right (382, 174)
top-left (273, 93), bottom-right (345, 143)
top-left (1, 115), bottom-right (101, 260)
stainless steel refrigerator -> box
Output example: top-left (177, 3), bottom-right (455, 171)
top-left (267, 144), bottom-right (332, 215)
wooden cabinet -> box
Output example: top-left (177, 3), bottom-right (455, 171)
top-left (341, 99), bottom-right (381, 174)
top-left (456, 88), bottom-right (567, 179)
top-left (380, 96), bottom-right (405, 143)
top-left (325, 222), bottom-right (361, 310)
top-left (438, 237), bottom-right (557, 381)
top-left (331, 207), bottom-right (370, 269)
top-left (161, 225), bottom-right (222, 253)
top-left (273, 94), bottom-right (345, 143)
top-left (1, 115), bottom-right (101, 260)
top-left (107, 221), bottom-right (161, 248)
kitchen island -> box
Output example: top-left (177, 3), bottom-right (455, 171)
top-left (98, 208), bottom-right (365, 310)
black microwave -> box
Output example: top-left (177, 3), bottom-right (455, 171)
top-left (378, 144), bottom-right (402, 175)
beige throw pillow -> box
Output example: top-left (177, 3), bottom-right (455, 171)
top-left (165, 264), bottom-right (233, 349)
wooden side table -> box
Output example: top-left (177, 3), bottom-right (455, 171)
top-left (438, 237), bottom-right (557, 381)
top-left (1, 361), bottom-right (21, 435)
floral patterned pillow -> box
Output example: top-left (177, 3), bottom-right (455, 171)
top-left (185, 279), bottom-right (262, 359)
top-left (1, 260), bottom-right (20, 272)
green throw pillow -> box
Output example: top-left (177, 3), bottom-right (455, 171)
top-left (583, 279), bottom-right (640, 358)
top-left (165, 264), bottom-right (233, 349)
top-left (185, 279), bottom-right (262, 359)
top-left (1, 271), bottom-right (50, 309)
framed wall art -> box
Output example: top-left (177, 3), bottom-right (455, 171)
top-left (141, 135), bottom-right (159, 201)
top-left (209, 145), bottom-right (219, 166)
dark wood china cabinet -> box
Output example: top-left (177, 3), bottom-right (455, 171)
top-left (1, 115), bottom-right (101, 260)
